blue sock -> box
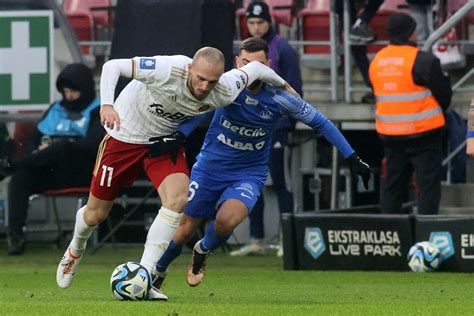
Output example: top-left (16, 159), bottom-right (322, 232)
top-left (200, 220), bottom-right (231, 252)
top-left (155, 240), bottom-right (182, 273)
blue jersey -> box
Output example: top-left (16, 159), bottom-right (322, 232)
top-left (193, 85), bottom-right (355, 183)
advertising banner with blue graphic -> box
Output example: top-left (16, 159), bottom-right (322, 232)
top-left (415, 215), bottom-right (474, 272)
top-left (282, 213), bottom-right (414, 271)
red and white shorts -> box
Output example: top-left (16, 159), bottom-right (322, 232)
top-left (90, 134), bottom-right (189, 201)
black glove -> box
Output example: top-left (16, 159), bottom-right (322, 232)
top-left (347, 153), bottom-right (371, 190)
top-left (147, 132), bottom-right (186, 165)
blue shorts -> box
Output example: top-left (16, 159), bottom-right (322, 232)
top-left (184, 168), bottom-right (264, 219)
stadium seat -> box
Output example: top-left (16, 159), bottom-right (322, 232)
top-left (298, 0), bottom-right (331, 54)
top-left (235, 4), bottom-right (249, 39)
top-left (12, 119), bottom-right (38, 159)
top-left (366, 0), bottom-right (409, 53)
top-left (268, 0), bottom-right (295, 27)
top-left (63, 0), bottom-right (112, 28)
top-left (298, 0), bottom-right (409, 55)
top-left (63, 0), bottom-right (113, 56)
top-left (65, 12), bottom-right (94, 55)
top-left (11, 119), bottom-right (91, 246)
top-left (28, 187), bottom-right (89, 246)
top-left (448, 0), bottom-right (474, 24)
top-left (445, 0), bottom-right (474, 42)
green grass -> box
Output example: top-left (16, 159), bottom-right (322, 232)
top-left (1, 243), bottom-right (474, 315)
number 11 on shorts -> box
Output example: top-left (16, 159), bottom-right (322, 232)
top-left (100, 165), bottom-right (114, 187)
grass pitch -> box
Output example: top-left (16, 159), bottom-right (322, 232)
top-left (1, 243), bottom-right (474, 315)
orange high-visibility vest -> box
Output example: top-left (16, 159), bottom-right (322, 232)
top-left (369, 45), bottom-right (445, 136)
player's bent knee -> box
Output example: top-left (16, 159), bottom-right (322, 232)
top-left (162, 194), bottom-right (188, 212)
top-left (214, 218), bottom-right (236, 236)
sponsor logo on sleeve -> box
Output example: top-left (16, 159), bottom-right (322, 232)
top-left (302, 104), bottom-right (311, 116)
top-left (240, 74), bottom-right (247, 85)
top-left (140, 58), bottom-right (156, 70)
top-left (198, 104), bottom-right (211, 112)
top-left (244, 96), bottom-right (259, 106)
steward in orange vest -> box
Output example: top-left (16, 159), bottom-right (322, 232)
top-left (369, 13), bottom-right (452, 215)
top-left (369, 35), bottom-right (451, 138)
top-left (370, 44), bottom-right (445, 136)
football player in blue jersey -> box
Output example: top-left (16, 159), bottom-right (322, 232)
top-left (150, 37), bottom-right (371, 295)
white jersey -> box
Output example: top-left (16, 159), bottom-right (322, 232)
top-left (105, 55), bottom-right (248, 144)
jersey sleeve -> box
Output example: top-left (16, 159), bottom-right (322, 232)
top-left (100, 59), bottom-right (133, 105)
top-left (240, 61), bottom-right (285, 88)
top-left (214, 69), bottom-right (249, 106)
top-left (131, 55), bottom-right (180, 85)
top-left (177, 112), bottom-right (213, 137)
top-left (272, 90), bottom-right (355, 159)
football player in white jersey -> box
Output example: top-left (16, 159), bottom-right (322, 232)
top-left (56, 47), bottom-right (291, 300)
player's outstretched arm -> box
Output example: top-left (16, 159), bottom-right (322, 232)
top-left (239, 61), bottom-right (286, 88)
top-left (99, 59), bottom-right (133, 131)
top-left (467, 98), bottom-right (474, 157)
top-left (283, 82), bottom-right (300, 97)
top-left (177, 112), bottom-right (213, 137)
top-left (274, 90), bottom-right (371, 188)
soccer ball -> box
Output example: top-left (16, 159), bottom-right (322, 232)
top-left (407, 241), bottom-right (441, 272)
top-left (110, 262), bottom-right (151, 300)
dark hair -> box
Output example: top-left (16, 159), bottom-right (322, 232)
top-left (387, 13), bottom-right (417, 44)
top-left (56, 63), bottom-right (95, 111)
top-left (239, 37), bottom-right (269, 59)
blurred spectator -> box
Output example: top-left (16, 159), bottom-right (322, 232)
top-left (230, 1), bottom-right (302, 257)
top-left (5, 63), bottom-right (104, 255)
top-left (407, 0), bottom-right (434, 42)
top-left (444, 108), bottom-right (466, 183)
top-left (335, 0), bottom-right (385, 103)
top-left (466, 98), bottom-right (474, 157)
top-left (369, 13), bottom-right (452, 215)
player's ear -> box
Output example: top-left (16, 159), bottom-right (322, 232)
top-left (234, 56), bottom-right (239, 68)
top-left (267, 59), bottom-right (272, 68)
top-left (188, 63), bottom-right (193, 73)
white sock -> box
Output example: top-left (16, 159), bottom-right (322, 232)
top-left (69, 206), bottom-right (96, 256)
top-left (140, 207), bottom-right (182, 274)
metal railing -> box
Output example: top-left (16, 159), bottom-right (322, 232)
top-left (423, 1), bottom-right (474, 94)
